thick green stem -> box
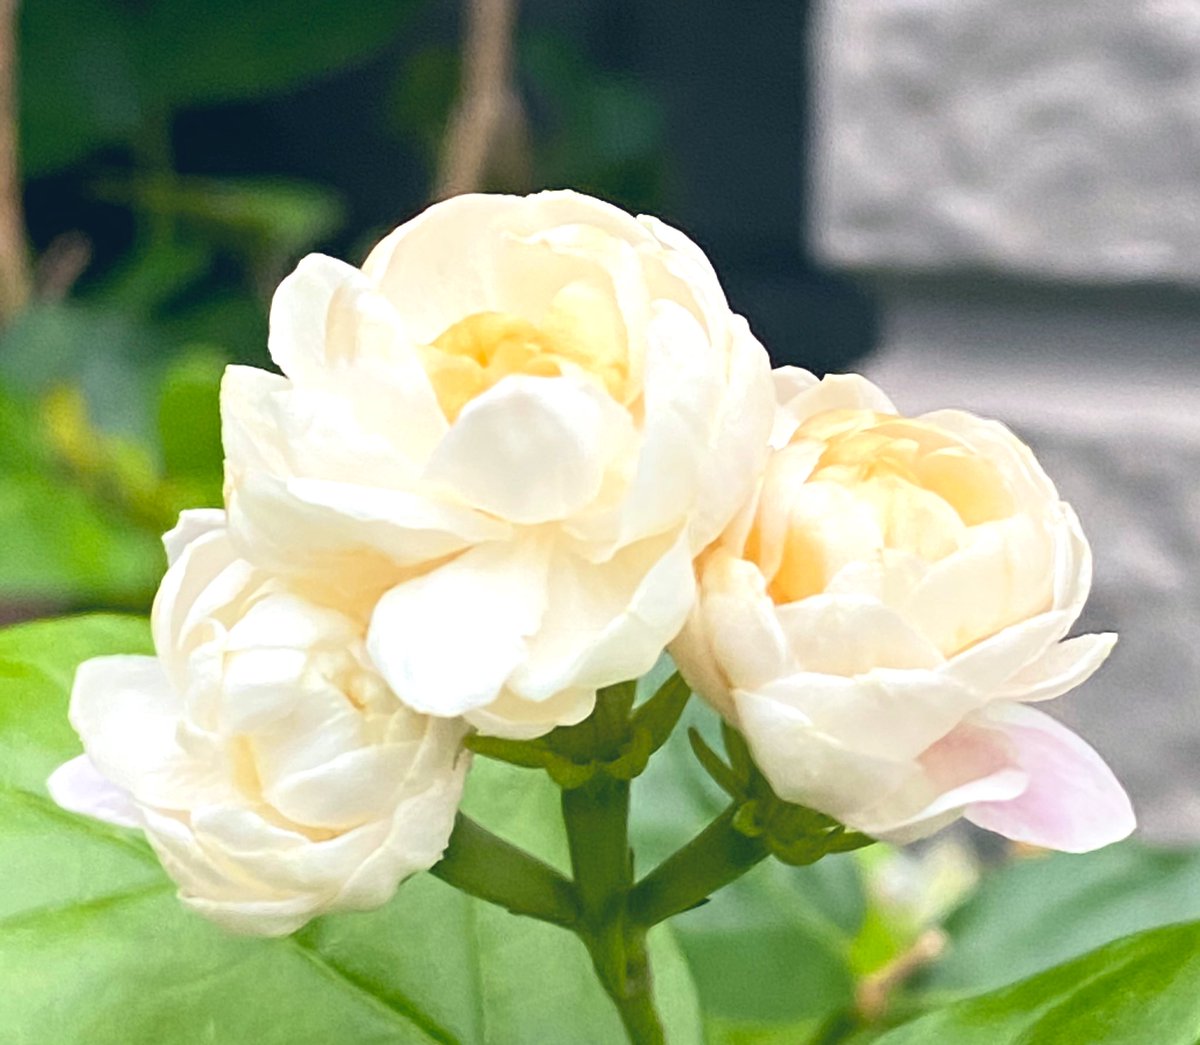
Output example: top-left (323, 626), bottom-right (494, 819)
top-left (630, 805), bottom-right (770, 928)
top-left (562, 775), bottom-right (632, 919)
top-left (586, 923), bottom-right (664, 1045)
top-left (557, 685), bottom-right (666, 1043)
top-left (431, 813), bottom-right (578, 928)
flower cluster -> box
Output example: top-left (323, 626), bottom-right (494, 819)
top-left (50, 190), bottom-right (1133, 935)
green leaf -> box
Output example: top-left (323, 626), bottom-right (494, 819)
top-left (132, 0), bottom-right (415, 108)
top-left (633, 697), bottom-right (866, 1026)
top-left (876, 920), bottom-right (1200, 1044)
top-left (18, 0), bottom-right (142, 176)
top-left (923, 842), bottom-right (1200, 997)
top-left (105, 175), bottom-right (345, 261)
top-left (0, 471), bottom-right (161, 605)
top-left (0, 617), bottom-right (703, 1043)
top-left (156, 349), bottom-right (226, 489)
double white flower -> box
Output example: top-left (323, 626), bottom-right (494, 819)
top-left (51, 190), bottom-right (1132, 937)
top-left (671, 370), bottom-right (1134, 851)
top-left (222, 190), bottom-right (773, 738)
top-left (52, 511), bottom-right (468, 936)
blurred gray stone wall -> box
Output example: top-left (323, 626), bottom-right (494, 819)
top-left (810, 1), bottom-right (1200, 841)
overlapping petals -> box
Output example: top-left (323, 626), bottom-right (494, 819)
top-left (671, 369), bottom-right (1133, 852)
top-left (49, 511), bottom-right (468, 935)
top-left (221, 190), bottom-right (773, 736)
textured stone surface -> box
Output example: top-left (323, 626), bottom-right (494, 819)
top-left (812, 0), bottom-right (1200, 283)
top-left (866, 291), bottom-right (1200, 841)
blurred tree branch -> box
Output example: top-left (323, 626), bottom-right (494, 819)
top-left (436, 0), bottom-right (529, 198)
top-left (0, 0), bottom-right (29, 322)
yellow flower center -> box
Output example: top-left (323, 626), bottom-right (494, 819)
top-left (421, 281), bottom-right (633, 421)
top-left (761, 409), bottom-right (1016, 605)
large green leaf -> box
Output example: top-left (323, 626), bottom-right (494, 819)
top-left (922, 842), bottom-right (1200, 997)
top-left (632, 690), bottom-right (865, 1027)
top-left (876, 920), bottom-right (1200, 1044)
top-left (0, 616), bottom-right (703, 1043)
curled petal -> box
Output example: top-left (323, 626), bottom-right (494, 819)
top-left (965, 703), bottom-right (1135, 852)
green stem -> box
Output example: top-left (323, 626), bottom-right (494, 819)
top-left (585, 924), bottom-right (664, 1045)
top-left (563, 777), bottom-right (666, 1043)
top-left (630, 805), bottom-right (770, 928)
top-left (430, 813), bottom-right (578, 929)
top-left (560, 685), bottom-right (666, 1045)
top-left (563, 775), bottom-right (632, 920)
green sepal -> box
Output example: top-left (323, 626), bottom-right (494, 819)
top-left (691, 721), bottom-right (879, 868)
top-left (483, 675), bottom-right (691, 790)
top-left (465, 733), bottom-right (556, 770)
top-left (630, 673), bottom-right (691, 754)
top-left (687, 728), bottom-right (744, 799)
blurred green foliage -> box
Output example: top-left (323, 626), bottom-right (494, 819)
top-left (1, 0), bottom-right (668, 615)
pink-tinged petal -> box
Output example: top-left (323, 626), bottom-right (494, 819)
top-left (46, 755), bottom-right (140, 829)
top-left (965, 703), bottom-right (1135, 853)
top-left (368, 539), bottom-right (551, 718)
top-left (997, 633), bottom-right (1117, 703)
top-left (424, 375), bottom-right (632, 525)
top-left (850, 720), bottom-right (1029, 843)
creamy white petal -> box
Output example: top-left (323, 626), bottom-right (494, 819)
top-left (268, 254), bottom-right (377, 381)
top-left (68, 656), bottom-right (183, 798)
top-left (424, 375), bottom-right (628, 525)
top-left (699, 551), bottom-right (792, 691)
top-left (747, 667), bottom-right (973, 764)
top-left (997, 632), bottom-right (1118, 703)
top-left (942, 609), bottom-right (1075, 694)
top-left (162, 509), bottom-right (226, 567)
top-left (902, 516), bottom-right (1055, 656)
top-left (466, 686), bottom-right (596, 740)
top-left (773, 371), bottom-right (897, 445)
top-left (776, 595), bottom-right (944, 676)
top-left (368, 539), bottom-right (551, 717)
top-left (734, 689), bottom-right (914, 823)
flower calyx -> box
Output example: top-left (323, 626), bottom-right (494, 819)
top-left (465, 674), bottom-right (692, 789)
top-left (690, 723), bottom-right (874, 866)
